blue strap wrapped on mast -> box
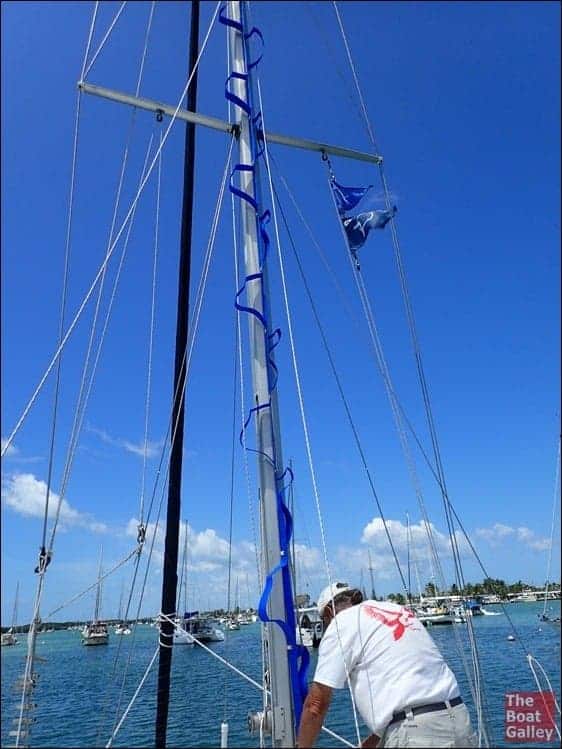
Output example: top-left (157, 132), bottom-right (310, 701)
top-left (219, 1), bottom-right (309, 729)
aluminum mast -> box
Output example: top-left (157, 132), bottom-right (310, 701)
top-left (228, 2), bottom-right (296, 744)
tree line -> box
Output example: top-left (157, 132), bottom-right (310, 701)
top-left (385, 578), bottom-right (560, 605)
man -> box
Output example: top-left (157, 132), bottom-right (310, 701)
top-left (296, 582), bottom-right (477, 748)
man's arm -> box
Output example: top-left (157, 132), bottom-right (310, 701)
top-left (296, 682), bottom-right (333, 748)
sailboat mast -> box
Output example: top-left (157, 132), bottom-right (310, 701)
top-left (228, 2), bottom-right (296, 744)
top-left (94, 546), bottom-right (103, 622)
top-left (155, 2), bottom-right (200, 746)
top-left (368, 549), bottom-right (377, 600)
top-left (117, 581), bottom-right (124, 623)
top-left (11, 581), bottom-right (19, 632)
top-left (406, 512), bottom-right (412, 604)
top-left (183, 522), bottom-right (189, 616)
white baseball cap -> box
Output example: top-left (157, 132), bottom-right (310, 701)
top-left (317, 582), bottom-right (352, 615)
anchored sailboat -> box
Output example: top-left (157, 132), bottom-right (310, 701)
top-left (81, 548), bottom-right (109, 646)
top-left (539, 436), bottom-right (561, 626)
top-left (1, 581), bottom-right (19, 647)
top-left (114, 582), bottom-right (131, 636)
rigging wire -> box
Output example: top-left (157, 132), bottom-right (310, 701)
top-left (47, 132), bottom-right (155, 553)
top-left (107, 612), bottom-right (357, 749)
top-left (140, 96), bottom-right (161, 526)
top-left (222, 291), bottom-right (240, 723)
top-left (542, 436), bottom-right (561, 616)
top-left (254, 72), bottom-right (364, 747)
top-left (271, 177), bottom-right (409, 599)
top-left (39, 88), bottom-right (84, 557)
top-left (303, 1), bottom-right (367, 128)
top-left (37, 0), bottom-right (102, 563)
top-left (12, 8), bottom-right (100, 745)
top-left (81, 2), bottom-right (100, 80)
top-left (527, 655), bottom-right (562, 738)
top-left (106, 646), bottom-right (160, 748)
top-left (22, 7), bottom-right (225, 743)
top-left (104, 135), bottom-right (236, 742)
top-left (49, 1), bottom-right (158, 550)
top-left (255, 157), bottom-right (555, 665)
top-left (82, 1), bottom-right (128, 81)
top-left (271, 149), bottom-right (483, 722)
top-left (1, 0), bottom-right (222, 460)
top-left (45, 547), bottom-right (139, 620)
top-left (331, 3), bottom-right (494, 743)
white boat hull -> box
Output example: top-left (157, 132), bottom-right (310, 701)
top-left (82, 634), bottom-right (109, 645)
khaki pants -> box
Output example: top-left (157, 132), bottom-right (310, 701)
top-left (380, 702), bottom-right (478, 748)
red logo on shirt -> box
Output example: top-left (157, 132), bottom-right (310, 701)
top-left (362, 604), bottom-right (418, 641)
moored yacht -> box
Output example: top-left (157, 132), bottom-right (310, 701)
top-left (82, 547), bottom-right (109, 646)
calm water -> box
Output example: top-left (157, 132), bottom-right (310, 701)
top-left (1, 602), bottom-right (560, 748)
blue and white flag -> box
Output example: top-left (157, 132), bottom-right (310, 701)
top-left (331, 179), bottom-right (373, 216)
top-left (342, 207), bottom-right (397, 251)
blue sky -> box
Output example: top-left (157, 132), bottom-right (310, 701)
top-left (1, 1), bottom-right (560, 626)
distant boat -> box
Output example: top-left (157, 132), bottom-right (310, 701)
top-left (538, 612), bottom-right (561, 626)
top-left (172, 616), bottom-right (195, 645)
top-left (114, 581), bottom-right (132, 635)
top-left (172, 519), bottom-right (195, 646)
top-left (296, 606), bottom-right (323, 648)
top-left (415, 604), bottom-right (455, 626)
top-left (82, 547), bottom-right (109, 646)
top-left (538, 437), bottom-right (561, 626)
top-left (183, 612), bottom-right (225, 643)
top-left (1, 581), bottom-right (19, 647)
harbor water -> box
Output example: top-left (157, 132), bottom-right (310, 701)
top-left (1, 601), bottom-right (560, 747)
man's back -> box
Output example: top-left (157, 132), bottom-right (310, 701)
top-left (314, 599), bottom-right (459, 736)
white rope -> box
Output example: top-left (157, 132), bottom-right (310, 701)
top-left (527, 654), bottom-right (561, 740)
top-left (1, 0), bottom-right (222, 459)
top-left (254, 74), bottom-right (363, 747)
top-left (105, 646), bottom-right (159, 748)
top-left (543, 437), bottom-right (560, 615)
top-left (139, 126), bottom-right (162, 524)
top-left (83, 1), bottom-right (128, 81)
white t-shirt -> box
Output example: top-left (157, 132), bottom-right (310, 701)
top-left (314, 600), bottom-right (459, 736)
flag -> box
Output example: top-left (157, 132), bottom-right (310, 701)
top-left (342, 207), bottom-right (397, 251)
top-left (331, 179), bottom-right (373, 216)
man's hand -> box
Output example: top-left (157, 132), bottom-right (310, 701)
top-left (360, 733), bottom-right (380, 748)
top-left (296, 682), bottom-right (333, 748)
